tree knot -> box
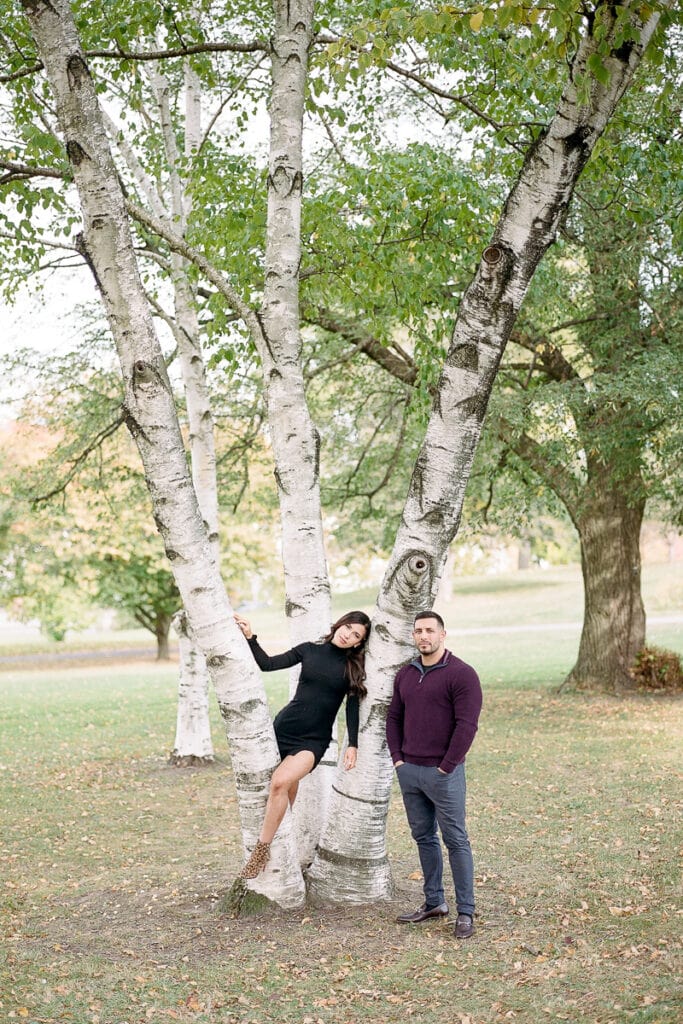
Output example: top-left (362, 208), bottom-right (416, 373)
top-left (482, 245), bottom-right (503, 265)
top-left (133, 360), bottom-right (157, 385)
top-left (66, 139), bottom-right (89, 166)
top-left (66, 54), bottom-right (91, 89)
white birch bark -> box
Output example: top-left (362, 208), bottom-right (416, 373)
top-left (24, 0), bottom-right (304, 908)
top-left (117, 2), bottom-right (336, 859)
top-left (161, 61), bottom-right (220, 762)
top-left (307, 0), bottom-right (665, 902)
top-left (170, 609), bottom-right (214, 764)
top-left (259, 0), bottom-right (334, 862)
top-left (106, 59), bottom-right (218, 763)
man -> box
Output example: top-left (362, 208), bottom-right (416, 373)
top-left (386, 610), bottom-right (483, 939)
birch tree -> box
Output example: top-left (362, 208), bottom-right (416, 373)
top-left (19, 0), bottom-right (306, 908)
top-left (6, 0), bottom-right (673, 908)
top-left (110, 56), bottom-right (220, 762)
top-left (117, 0), bottom-right (336, 855)
top-left (307, 0), bottom-right (668, 901)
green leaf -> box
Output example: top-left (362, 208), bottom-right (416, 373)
top-left (587, 53), bottom-right (611, 87)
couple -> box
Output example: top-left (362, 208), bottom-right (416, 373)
top-left (235, 608), bottom-right (483, 941)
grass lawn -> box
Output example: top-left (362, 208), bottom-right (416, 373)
top-left (1, 564), bottom-right (681, 1024)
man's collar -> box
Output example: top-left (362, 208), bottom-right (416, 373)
top-left (411, 649), bottom-right (450, 671)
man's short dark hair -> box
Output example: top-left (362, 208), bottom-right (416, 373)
top-left (414, 610), bottom-right (445, 629)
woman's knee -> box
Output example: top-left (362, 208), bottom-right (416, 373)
top-left (266, 765), bottom-right (291, 796)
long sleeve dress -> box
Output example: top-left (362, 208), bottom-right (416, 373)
top-left (247, 636), bottom-right (360, 769)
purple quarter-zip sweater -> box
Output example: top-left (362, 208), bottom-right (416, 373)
top-left (386, 649), bottom-right (483, 773)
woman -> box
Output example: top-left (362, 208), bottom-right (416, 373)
top-left (234, 609), bottom-right (371, 878)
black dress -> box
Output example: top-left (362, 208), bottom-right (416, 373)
top-left (247, 636), bottom-right (360, 768)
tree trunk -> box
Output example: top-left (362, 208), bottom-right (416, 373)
top-left (518, 538), bottom-right (532, 570)
top-left (155, 611), bottom-right (172, 661)
top-left (108, 56), bottom-right (219, 765)
top-left (565, 484), bottom-right (646, 692)
top-left (169, 610), bottom-right (214, 765)
top-left (309, 1), bottom-right (664, 902)
top-left (164, 61), bottom-right (218, 763)
top-left (259, 0), bottom-right (334, 863)
top-left (25, 0), bottom-right (305, 909)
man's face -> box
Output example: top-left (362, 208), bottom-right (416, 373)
top-left (412, 617), bottom-right (446, 657)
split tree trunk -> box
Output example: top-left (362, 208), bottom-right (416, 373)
top-left (308, 0), bottom-right (664, 902)
top-left (101, 0), bottom-right (338, 861)
top-left (24, 0), bottom-right (305, 909)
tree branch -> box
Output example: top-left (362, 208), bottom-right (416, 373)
top-left (511, 328), bottom-right (582, 383)
top-left (31, 412), bottom-right (126, 506)
top-left (0, 159), bottom-right (68, 182)
top-left (198, 53), bottom-right (269, 155)
top-left (0, 38), bottom-right (270, 83)
top-left (125, 197), bottom-right (255, 326)
top-left (501, 417), bottom-right (582, 516)
top-left (303, 305), bottom-right (417, 386)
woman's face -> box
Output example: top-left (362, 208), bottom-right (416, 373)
top-left (331, 621), bottom-right (367, 649)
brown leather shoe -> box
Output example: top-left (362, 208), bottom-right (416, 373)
top-left (396, 902), bottom-right (449, 923)
top-left (454, 913), bottom-right (474, 938)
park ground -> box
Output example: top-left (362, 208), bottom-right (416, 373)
top-left (1, 565), bottom-right (681, 1024)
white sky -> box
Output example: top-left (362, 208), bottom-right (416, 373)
top-left (0, 267), bottom-right (100, 422)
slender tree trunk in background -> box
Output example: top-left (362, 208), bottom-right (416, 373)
top-left (105, 61), bottom-right (218, 762)
top-left (25, 0), bottom-right (305, 909)
top-left (155, 611), bottom-right (172, 661)
top-left (308, 0), bottom-right (664, 902)
top-left (565, 475), bottom-right (646, 692)
top-left (518, 537), bottom-right (532, 570)
top-left (170, 610), bottom-right (214, 764)
top-left (163, 61), bottom-right (218, 763)
top-left (259, 0), bottom-right (334, 864)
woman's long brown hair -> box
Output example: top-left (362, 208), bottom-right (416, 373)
top-left (324, 610), bottom-right (371, 699)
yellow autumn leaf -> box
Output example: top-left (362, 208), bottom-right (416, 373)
top-left (470, 10), bottom-right (484, 31)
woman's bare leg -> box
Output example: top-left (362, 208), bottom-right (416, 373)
top-left (258, 750), bottom-right (315, 844)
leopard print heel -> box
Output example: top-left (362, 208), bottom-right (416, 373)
top-left (239, 840), bottom-right (271, 879)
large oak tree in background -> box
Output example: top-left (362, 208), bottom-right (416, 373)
top-left (1, 0), bottom-right (675, 905)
